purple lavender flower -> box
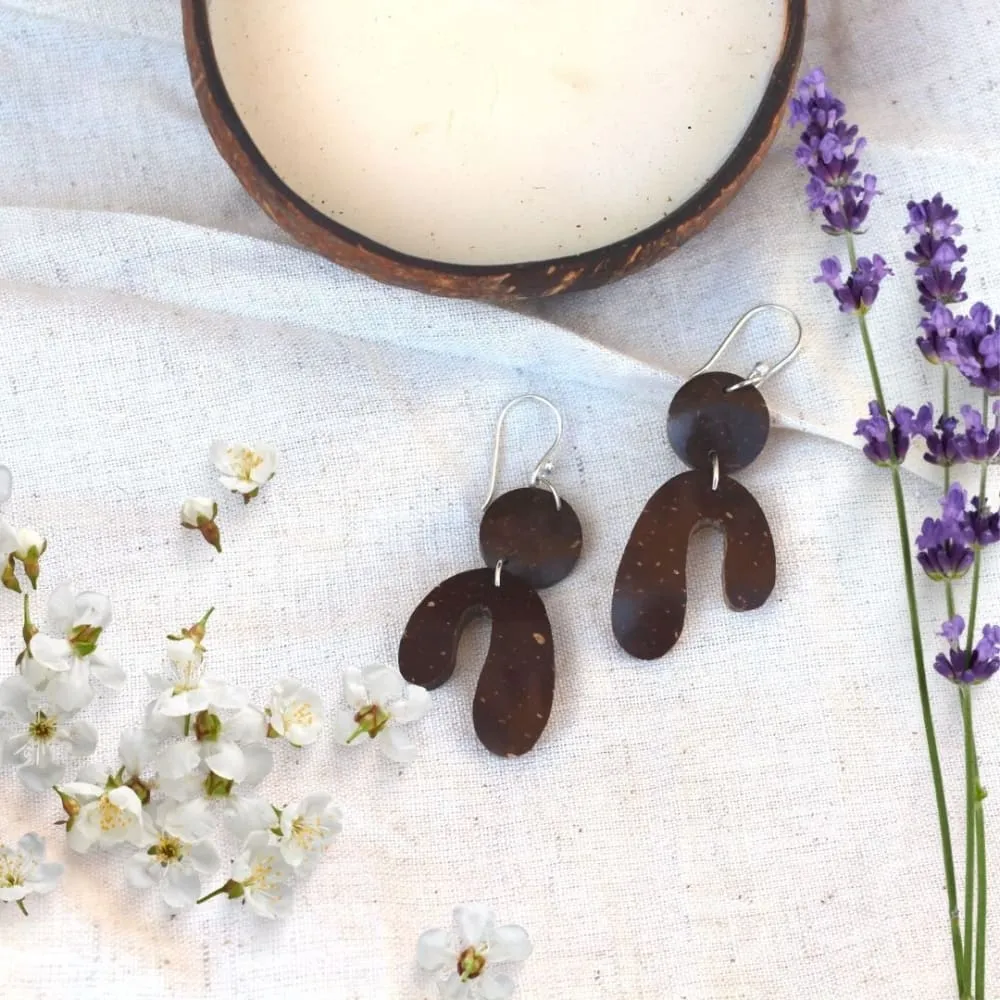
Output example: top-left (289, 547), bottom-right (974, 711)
top-left (816, 255), bottom-right (893, 314)
top-left (854, 401), bottom-right (914, 465)
top-left (967, 496), bottom-right (1000, 548)
top-left (934, 616), bottom-right (1000, 685)
top-left (953, 304), bottom-right (1000, 394)
top-left (916, 305), bottom-right (960, 365)
top-left (789, 69), bottom-right (878, 236)
top-left (906, 195), bottom-right (969, 315)
top-left (916, 484), bottom-right (976, 580)
top-left (910, 401), bottom-right (1000, 465)
top-left (958, 402), bottom-right (1000, 462)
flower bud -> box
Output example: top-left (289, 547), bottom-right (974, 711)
top-left (180, 498), bottom-right (222, 553)
top-left (14, 528), bottom-right (46, 589)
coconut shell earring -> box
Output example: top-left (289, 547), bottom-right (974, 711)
top-left (612, 306), bottom-right (803, 660)
top-left (399, 395), bottom-right (582, 757)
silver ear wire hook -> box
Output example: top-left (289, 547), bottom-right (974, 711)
top-left (691, 305), bottom-right (804, 393)
top-left (482, 394), bottom-right (564, 512)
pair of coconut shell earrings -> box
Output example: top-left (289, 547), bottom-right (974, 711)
top-left (399, 306), bottom-right (803, 758)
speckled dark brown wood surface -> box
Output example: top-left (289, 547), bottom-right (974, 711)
top-left (612, 471), bottom-right (776, 660)
top-left (667, 372), bottom-right (770, 473)
top-left (398, 568), bottom-right (555, 757)
top-left (181, 0), bottom-right (806, 300)
top-left (479, 488), bottom-right (582, 590)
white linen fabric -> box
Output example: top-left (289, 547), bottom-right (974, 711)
top-left (1, 3), bottom-right (1000, 998)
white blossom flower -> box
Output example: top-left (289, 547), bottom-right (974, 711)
top-left (417, 904), bottom-right (533, 1000)
top-left (26, 585), bottom-right (124, 711)
top-left (180, 497), bottom-right (221, 553)
top-left (157, 739), bottom-right (273, 804)
top-left (124, 799), bottom-right (220, 909)
top-left (117, 728), bottom-right (159, 801)
top-left (277, 793), bottom-right (342, 869)
top-left (333, 664), bottom-right (431, 764)
top-left (60, 782), bottom-right (153, 854)
top-left (200, 831), bottom-right (294, 919)
top-left (147, 636), bottom-right (247, 720)
top-left (210, 441), bottom-right (277, 502)
top-left (0, 676), bottom-right (97, 791)
top-left (0, 833), bottom-right (63, 915)
top-left (265, 678), bottom-right (324, 747)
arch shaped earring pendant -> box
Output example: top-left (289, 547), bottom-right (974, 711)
top-left (612, 306), bottom-right (803, 660)
top-left (399, 395), bottom-right (582, 756)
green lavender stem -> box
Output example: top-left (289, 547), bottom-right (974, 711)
top-left (846, 234), bottom-right (964, 996)
top-left (962, 688), bottom-right (977, 996)
top-left (961, 423), bottom-right (990, 996)
top-left (976, 799), bottom-right (987, 1000)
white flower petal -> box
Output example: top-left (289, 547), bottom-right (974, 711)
top-left (0, 466), bottom-right (12, 505)
top-left (251, 445), bottom-right (278, 484)
top-left (3, 733), bottom-right (30, 766)
top-left (209, 440), bottom-right (231, 471)
top-left (19, 759), bottom-right (64, 792)
top-left (416, 927), bottom-right (453, 972)
top-left (455, 903), bottom-right (494, 949)
top-left (165, 637), bottom-right (201, 665)
top-left (164, 798), bottom-right (215, 842)
top-left (478, 969), bottom-right (515, 1000)
top-left (29, 862), bottom-right (64, 895)
top-left (15, 833), bottom-right (46, 861)
top-left (332, 709), bottom-right (361, 745)
top-left (161, 865), bottom-right (201, 910)
top-left (488, 925), bottom-right (533, 963)
top-left (240, 743), bottom-right (274, 785)
top-left (180, 497), bottom-right (216, 527)
top-left (29, 635), bottom-right (74, 673)
top-left (390, 683), bottom-right (431, 725)
top-left (47, 660), bottom-right (95, 712)
top-left (187, 839), bottom-right (221, 875)
top-left (438, 972), bottom-right (470, 1000)
top-left (65, 719), bottom-right (98, 757)
top-left (363, 665), bottom-right (405, 704)
top-left (156, 741), bottom-right (201, 780)
top-left (341, 668), bottom-right (368, 709)
top-left (0, 675), bottom-right (36, 719)
top-left (88, 650), bottom-right (125, 691)
top-left (376, 725), bottom-right (417, 765)
top-left (46, 584), bottom-right (77, 634)
top-left (226, 705), bottom-right (268, 743)
top-left (119, 728), bottom-right (157, 776)
top-left (125, 852), bottom-right (158, 889)
top-left (224, 797), bottom-right (276, 843)
top-left (73, 591), bottom-right (111, 628)
top-left (204, 742), bottom-right (247, 782)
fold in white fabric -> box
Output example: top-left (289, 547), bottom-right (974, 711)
top-left (1, 3), bottom-right (999, 998)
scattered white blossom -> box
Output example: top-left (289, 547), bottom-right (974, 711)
top-left (180, 497), bottom-right (221, 553)
top-left (125, 799), bottom-right (220, 909)
top-left (210, 441), bottom-right (277, 503)
top-left (277, 793), bottom-right (342, 869)
top-left (58, 782), bottom-right (152, 854)
top-left (333, 664), bottom-right (430, 764)
top-left (265, 678), bottom-right (324, 747)
top-left (147, 632), bottom-right (246, 722)
top-left (0, 676), bottom-right (97, 790)
top-left (25, 585), bottom-right (124, 711)
top-left (200, 831), bottom-right (295, 919)
top-left (417, 904), bottom-right (533, 1000)
top-left (0, 833), bottom-right (63, 915)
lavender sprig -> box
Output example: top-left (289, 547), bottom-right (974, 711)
top-left (791, 68), bottom-right (968, 997)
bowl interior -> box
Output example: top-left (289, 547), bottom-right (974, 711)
top-left (205, 0), bottom-right (792, 269)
